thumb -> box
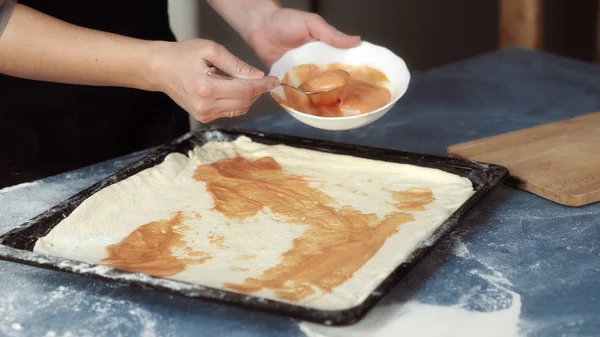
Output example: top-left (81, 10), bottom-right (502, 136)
top-left (204, 41), bottom-right (265, 80)
top-left (308, 15), bottom-right (361, 49)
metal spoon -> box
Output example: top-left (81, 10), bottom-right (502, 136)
top-left (206, 68), bottom-right (341, 95)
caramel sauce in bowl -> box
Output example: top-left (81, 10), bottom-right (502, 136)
top-left (269, 41), bottom-right (410, 130)
top-left (299, 69), bottom-right (349, 107)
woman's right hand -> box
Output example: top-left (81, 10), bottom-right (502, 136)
top-left (147, 39), bottom-right (280, 123)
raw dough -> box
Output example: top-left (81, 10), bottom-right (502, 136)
top-left (34, 136), bottom-right (474, 310)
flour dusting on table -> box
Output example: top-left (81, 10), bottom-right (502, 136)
top-left (0, 262), bottom-right (161, 337)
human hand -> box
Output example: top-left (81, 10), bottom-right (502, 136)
top-left (245, 6), bottom-right (361, 66)
top-left (148, 39), bottom-right (280, 123)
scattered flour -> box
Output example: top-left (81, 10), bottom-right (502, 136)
top-left (128, 308), bottom-right (158, 337)
top-left (0, 181), bottom-right (40, 195)
top-left (453, 238), bottom-right (469, 258)
top-left (0, 266), bottom-right (162, 337)
top-left (299, 237), bottom-right (523, 337)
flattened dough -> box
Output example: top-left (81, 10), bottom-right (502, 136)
top-left (34, 136), bottom-right (474, 310)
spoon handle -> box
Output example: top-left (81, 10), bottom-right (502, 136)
top-left (280, 82), bottom-right (307, 93)
top-left (280, 82), bottom-right (334, 95)
top-left (206, 68), bottom-right (328, 95)
top-left (206, 68), bottom-right (234, 80)
top-left (206, 68), bottom-right (302, 92)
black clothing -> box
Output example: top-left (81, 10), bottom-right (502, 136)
top-left (0, 0), bottom-right (188, 188)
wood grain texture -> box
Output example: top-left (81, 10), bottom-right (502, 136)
top-left (448, 112), bottom-right (600, 206)
top-left (499, 0), bottom-right (544, 49)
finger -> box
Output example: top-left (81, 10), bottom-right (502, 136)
top-left (203, 41), bottom-right (265, 80)
top-left (218, 109), bottom-right (250, 119)
top-left (307, 14), bottom-right (361, 49)
top-left (206, 75), bottom-right (280, 99)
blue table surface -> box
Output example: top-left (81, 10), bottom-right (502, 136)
top-left (0, 48), bottom-right (598, 337)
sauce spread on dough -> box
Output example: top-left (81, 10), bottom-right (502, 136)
top-left (193, 156), bottom-right (434, 302)
top-left (100, 155), bottom-right (436, 303)
top-left (385, 188), bottom-right (435, 212)
top-left (274, 63), bottom-right (392, 117)
top-left (102, 212), bottom-right (210, 277)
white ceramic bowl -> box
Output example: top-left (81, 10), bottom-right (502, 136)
top-left (268, 41), bottom-right (410, 131)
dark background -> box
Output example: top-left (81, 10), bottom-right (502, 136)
top-left (196, 0), bottom-right (600, 126)
top-left (200, 0), bottom-right (600, 72)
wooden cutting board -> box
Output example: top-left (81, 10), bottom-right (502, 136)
top-left (447, 112), bottom-right (600, 207)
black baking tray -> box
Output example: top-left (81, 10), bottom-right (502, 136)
top-left (0, 128), bottom-right (508, 326)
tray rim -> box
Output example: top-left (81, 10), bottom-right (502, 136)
top-left (0, 127), bottom-right (509, 326)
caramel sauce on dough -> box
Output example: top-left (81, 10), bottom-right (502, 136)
top-left (101, 154), bottom-right (435, 302)
top-left (102, 212), bottom-right (210, 277)
top-left (192, 156), bottom-right (434, 302)
top-left (184, 247), bottom-right (208, 257)
top-left (386, 188), bottom-right (436, 212)
top-left (274, 63), bottom-right (392, 117)
top-left (208, 232), bottom-right (229, 249)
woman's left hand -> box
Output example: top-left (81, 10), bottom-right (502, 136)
top-left (246, 7), bottom-right (361, 67)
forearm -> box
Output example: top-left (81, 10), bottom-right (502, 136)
top-left (206, 0), bottom-right (279, 42)
top-left (0, 4), bottom-right (159, 91)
